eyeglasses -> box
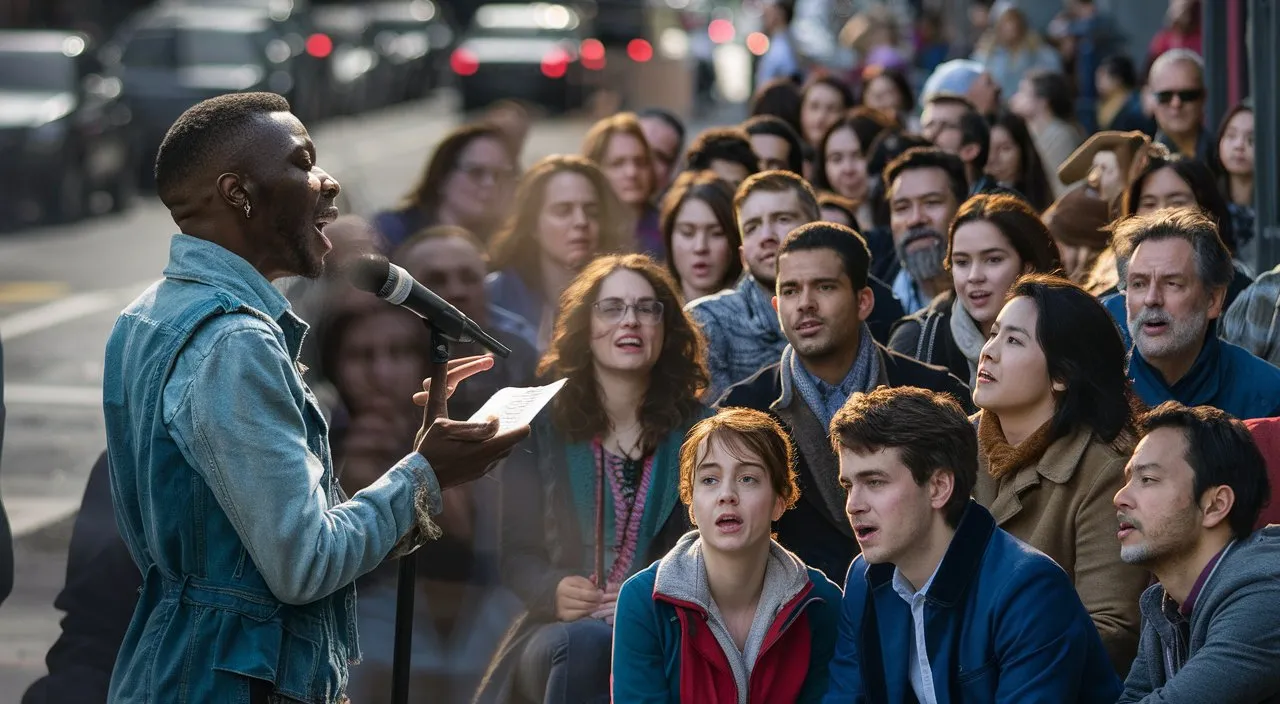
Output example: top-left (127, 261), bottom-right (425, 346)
top-left (1155, 89), bottom-right (1205, 105)
top-left (592, 298), bottom-right (664, 325)
top-left (456, 163), bottom-right (516, 185)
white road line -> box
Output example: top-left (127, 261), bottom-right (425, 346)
top-left (5, 383), bottom-right (102, 407)
top-left (0, 280), bottom-right (152, 341)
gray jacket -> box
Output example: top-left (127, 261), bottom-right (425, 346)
top-left (1119, 526), bottom-right (1280, 703)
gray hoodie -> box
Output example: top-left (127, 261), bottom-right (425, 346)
top-left (652, 530), bottom-right (812, 704)
top-left (1118, 525), bottom-right (1280, 703)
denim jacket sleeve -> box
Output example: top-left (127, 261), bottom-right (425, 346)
top-left (165, 319), bottom-right (443, 606)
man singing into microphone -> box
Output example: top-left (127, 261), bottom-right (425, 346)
top-left (101, 92), bottom-right (528, 704)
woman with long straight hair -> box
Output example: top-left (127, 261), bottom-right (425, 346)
top-left (583, 112), bottom-right (657, 256)
top-left (658, 170), bottom-right (743, 303)
top-left (984, 110), bottom-right (1053, 212)
top-left (476, 254), bottom-right (710, 704)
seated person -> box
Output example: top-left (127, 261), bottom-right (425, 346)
top-left (824, 387), bottom-right (1122, 702)
top-left (1115, 402), bottom-right (1280, 703)
top-left (612, 407), bottom-right (841, 703)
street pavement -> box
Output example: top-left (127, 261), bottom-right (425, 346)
top-left (0, 90), bottom-right (744, 697)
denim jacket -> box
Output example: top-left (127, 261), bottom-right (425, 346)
top-left (102, 234), bottom-right (443, 703)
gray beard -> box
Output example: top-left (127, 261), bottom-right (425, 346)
top-left (898, 236), bottom-right (947, 285)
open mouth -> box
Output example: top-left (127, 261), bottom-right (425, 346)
top-left (715, 514), bottom-right (743, 532)
top-left (689, 261), bottom-right (711, 276)
top-left (615, 334), bottom-right (643, 351)
top-left (976, 368), bottom-right (996, 384)
top-left (967, 291), bottom-right (991, 306)
top-left (314, 208), bottom-right (338, 251)
top-left (854, 525), bottom-right (878, 542)
top-left (1142, 320), bottom-right (1170, 335)
top-left (1117, 520), bottom-right (1137, 540)
top-left (795, 319), bottom-right (823, 337)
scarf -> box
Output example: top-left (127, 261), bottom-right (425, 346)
top-left (786, 322), bottom-right (881, 431)
top-left (949, 298), bottom-right (987, 388)
top-left (977, 411), bottom-right (1057, 480)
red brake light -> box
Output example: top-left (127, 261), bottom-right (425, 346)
top-left (708, 19), bottom-right (734, 44)
top-left (626, 38), bottom-right (653, 63)
top-left (451, 48), bottom-right (479, 76)
top-left (541, 47), bottom-right (570, 78)
top-left (306, 33), bottom-right (333, 58)
top-left (580, 38), bottom-right (605, 70)
top-left (746, 31), bottom-right (770, 56)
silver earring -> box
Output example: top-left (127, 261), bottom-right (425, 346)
top-left (243, 201), bottom-right (252, 219)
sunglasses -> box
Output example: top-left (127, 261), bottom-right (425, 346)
top-left (1155, 89), bottom-right (1205, 105)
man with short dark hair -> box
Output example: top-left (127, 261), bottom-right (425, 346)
top-left (823, 386), bottom-right (1122, 702)
top-left (1117, 208), bottom-right (1280, 419)
top-left (882, 147), bottom-right (967, 313)
top-left (1115, 402), bottom-right (1280, 702)
top-left (742, 114), bottom-right (805, 175)
top-left (718, 224), bottom-right (968, 581)
top-left (920, 96), bottom-right (990, 189)
top-left (637, 108), bottom-right (685, 192)
top-left (104, 93), bottom-right (527, 703)
top-left (683, 127), bottom-right (760, 187)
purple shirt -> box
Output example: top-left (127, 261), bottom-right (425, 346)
top-left (1179, 543), bottom-right (1231, 616)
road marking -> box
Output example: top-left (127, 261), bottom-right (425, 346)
top-left (0, 281), bottom-right (70, 304)
top-left (5, 383), bottom-right (102, 407)
top-left (0, 280), bottom-right (151, 341)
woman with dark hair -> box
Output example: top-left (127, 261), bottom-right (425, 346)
top-left (658, 170), bottom-right (743, 303)
top-left (1214, 101), bottom-right (1255, 250)
top-left (748, 77), bottom-right (804, 141)
top-left (1010, 69), bottom-right (1083, 197)
top-left (859, 65), bottom-right (915, 130)
top-left (798, 75), bottom-right (855, 150)
top-left (890, 193), bottom-right (1061, 385)
top-left (476, 254), bottom-right (710, 704)
top-left (984, 110), bottom-right (1053, 212)
top-left (582, 112), bottom-right (661, 257)
top-left (973, 273), bottom-right (1148, 676)
top-left (374, 123), bottom-right (518, 249)
top-left (810, 108), bottom-right (897, 228)
top-left (487, 155), bottom-right (632, 351)
top-left (1095, 54), bottom-right (1156, 135)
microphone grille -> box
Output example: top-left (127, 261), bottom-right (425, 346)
top-left (346, 254), bottom-right (394, 297)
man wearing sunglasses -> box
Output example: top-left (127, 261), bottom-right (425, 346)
top-left (1149, 49), bottom-right (1215, 165)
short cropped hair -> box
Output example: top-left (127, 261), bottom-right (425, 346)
top-left (637, 107), bottom-right (686, 150)
top-left (883, 146), bottom-right (969, 207)
top-left (685, 127), bottom-right (760, 177)
top-left (1140, 402), bottom-right (1271, 538)
top-left (1111, 208), bottom-right (1233, 291)
top-left (733, 170), bottom-right (820, 222)
top-left (1149, 48), bottom-right (1205, 86)
top-left (778, 221), bottom-right (871, 291)
top-left (830, 386), bottom-right (977, 527)
top-left (155, 91), bottom-right (291, 204)
top-left (679, 407), bottom-right (800, 512)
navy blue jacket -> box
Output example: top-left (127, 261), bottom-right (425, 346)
top-left (823, 502), bottom-right (1122, 703)
top-left (1130, 331), bottom-right (1280, 421)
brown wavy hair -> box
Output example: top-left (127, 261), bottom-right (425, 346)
top-left (538, 254), bottom-right (708, 450)
top-left (488, 155), bottom-right (634, 295)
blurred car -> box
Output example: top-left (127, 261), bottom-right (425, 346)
top-left (0, 30), bottom-right (138, 225)
top-left (108, 5), bottom-right (313, 184)
top-left (450, 3), bottom-right (595, 113)
top-left (363, 1), bottom-right (454, 102)
top-left (311, 4), bottom-right (388, 115)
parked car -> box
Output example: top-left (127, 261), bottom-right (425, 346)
top-left (451, 2), bottom-right (594, 113)
top-left (0, 30), bottom-right (138, 225)
top-left (312, 4), bottom-right (387, 115)
top-left (363, 0), bottom-right (454, 102)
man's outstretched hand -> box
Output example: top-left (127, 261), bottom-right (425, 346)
top-left (412, 355), bottom-right (530, 489)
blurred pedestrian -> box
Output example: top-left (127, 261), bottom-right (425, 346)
top-left (858, 65), bottom-right (916, 132)
top-left (658, 171), bottom-right (743, 304)
top-left (1095, 55), bottom-right (1155, 136)
top-left (881, 147), bottom-right (968, 314)
top-left (1214, 102), bottom-right (1255, 250)
top-left (920, 59), bottom-right (1001, 118)
top-left (1148, 49), bottom-right (1213, 163)
top-left (583, 113), bottom-right (662, 257)
top-left (755, 0), bottom-right (801, 90)
top-left (798, 76), bottom-right (854, 152)
top-left (984, 110), bottom-right (1053, 212)
top-left (748, 77), bottom-right (805, 145)
top-left (971, 6), bottom-right (1062, 101)
top-left (1145, 0), bottom-right (1203, 73)
top-left (810, 108), bottom-right (896, 229)
top-left (682, 127), bottom-right (760, 188)
top-left (1010, 70), bottom-right (1084, 197)
top-left (637, 108), bottom-right (686, 194)
top-left (742, 114), bottom-right (805, 175)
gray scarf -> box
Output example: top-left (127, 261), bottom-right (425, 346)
top-left (785, 322), bottom-right (882, 431)
top-left (949, 298), bottom-right (987, 387)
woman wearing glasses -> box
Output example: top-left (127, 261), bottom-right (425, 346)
top-left (374, 123), bottom-right (518, 249)
top-left (487, 155), bottom-right (633, 351)
top-left (475, 254), bottom-right (711, 704)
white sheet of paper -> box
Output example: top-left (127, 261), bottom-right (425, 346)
top-left (467, 378), bottom-right (567, 432)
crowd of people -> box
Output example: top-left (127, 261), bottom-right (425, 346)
top-left (18, 0), bottom-right (1280, 703)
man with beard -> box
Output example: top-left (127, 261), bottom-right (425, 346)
top-left (101, 93), bottom-right (529, 703)
top-left (717, 222), bottom-right (969, 581)
top-left (1114, 402), bottom-right (1280, 702)
top-left (882, 147), bottom-right (968, 314)
top-left (687, 171), bottom-right (904, 402)
top-left (1116, 209), bottom-right (1280, 420)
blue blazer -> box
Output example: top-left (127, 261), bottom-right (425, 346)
top-left (823, 502), bottom-right (1122, 704)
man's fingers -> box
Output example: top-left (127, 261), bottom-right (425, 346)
top-left (442, 356), bottom-right (494, 386)
top-left (430, 417), bottom-right (500, 441)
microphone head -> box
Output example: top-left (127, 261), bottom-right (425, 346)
top-left (346, 254), bottom-right (394, 296)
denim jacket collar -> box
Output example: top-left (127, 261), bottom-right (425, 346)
top-left (162, 234), bottom-right (308, 361)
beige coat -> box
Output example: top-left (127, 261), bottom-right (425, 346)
top-left (975, 426), bottom-right (1148, 676)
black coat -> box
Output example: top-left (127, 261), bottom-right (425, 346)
top-left (888, 291), bottom-right (972, 386)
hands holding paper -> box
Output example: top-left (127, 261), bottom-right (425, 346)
top-left (412, 355), bottom-right (531, 490)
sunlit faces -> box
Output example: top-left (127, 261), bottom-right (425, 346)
top-left (888, 167), bottom-right (959, 252)
top-left (921, 100), bottom-right (966, 154)
top-left (737, 188), bottom-right (808, 285)
top-left (974, 296), bottom-right (1057, 418)
top-left (950, 219), bottom-right (1029, 330)
top-left (442, 136), bottom-right (515, 228)
top-left (1149, 59), bottom-right (1204, 137)
top-left (984, 125), bottom-right (1021, 185)
top-left (1125, 237), bottom-right (1220, 363)
top-left (400, 236), bottom-right (488, 322)
top-left (774, 248), bottom-right (869, 361)
top-left (1114, 426), bottom-right (1207, 566)
top-left (536, 170), bottom-right (601, 270)
top-left (750, 133), bottom-right (792, 172)
top-left (838, 445), bottom-right (952, 567)
top-left (639, 115), bottom-right (682, 189)
top-left (255, 111), bottom-right (341, 280)
top-left (601, 132), bottom-right (654, 208)
top-left (589, 268), bottom-right (665, 376)
top-left (1219, 110), bottom-right (1255, 178)
top-left (800, 82), bottom-right (847, 147)
top-left (691, 433), bottom-right (786, 555)
top-left (1136, 168), bottom-right (1196, 214)
top-left (670, 197), bottom-right (732, 300)
top-left (824, 126), bottom-right (869, 204)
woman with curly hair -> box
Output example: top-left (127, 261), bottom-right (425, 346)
top-left (476, 254), bottom-right (712, 704)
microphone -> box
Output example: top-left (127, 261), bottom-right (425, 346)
top-left (346, 254), bottom-right (512, 358)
